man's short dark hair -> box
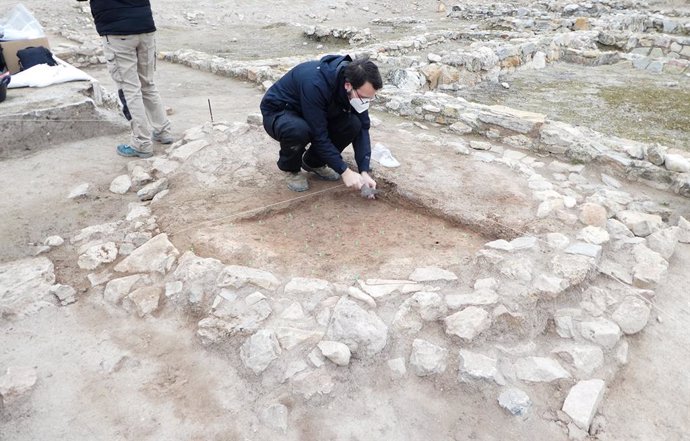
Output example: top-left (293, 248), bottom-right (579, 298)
top-left (344, 57), bottom-right (383, 90)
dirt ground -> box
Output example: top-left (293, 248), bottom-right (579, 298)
top-left (1, 1), bottom-right (690, 440)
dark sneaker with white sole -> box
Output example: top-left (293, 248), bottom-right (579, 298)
top-left (286, 172), bottom-right (309, 192)
top-left (301, 156), bottom-right (340, 181)
top-left (116, 144), bottom-right (153, 158)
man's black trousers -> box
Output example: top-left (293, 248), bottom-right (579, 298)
top-left (261, 109), bottom-right (361, 173)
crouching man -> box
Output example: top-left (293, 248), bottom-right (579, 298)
top-left (260, 55), bottom-right (382, 195)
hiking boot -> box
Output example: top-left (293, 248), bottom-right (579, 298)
top-left (285, 172), bottom-right (309, 192)
top-left (152, 130), bottom-right (175, 144)
top-left (117, 144), bottom-right (153, 158)
top-left (301, 156), bottom-right (340, 181)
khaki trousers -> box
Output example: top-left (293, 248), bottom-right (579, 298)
top-left (102, 32), bottom-right (171, 153)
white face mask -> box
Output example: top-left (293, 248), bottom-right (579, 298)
top-left (349, 98), bottom-right (370, 113)
top-left (347, 87), bottom-right (371, 113)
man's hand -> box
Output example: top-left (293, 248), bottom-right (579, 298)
top-left (361, 171), bottom-right (377, 199)
top-left (341, 168), bottom-right (363, 190)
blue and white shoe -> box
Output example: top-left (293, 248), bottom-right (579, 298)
top-left (116, 144), bottom-right (153, 158)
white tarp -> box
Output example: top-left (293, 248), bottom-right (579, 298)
top-left (8, 57), bottom-right (94, 88)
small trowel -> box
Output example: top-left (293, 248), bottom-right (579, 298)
top-left (360, 186), bottom-right (380, 199)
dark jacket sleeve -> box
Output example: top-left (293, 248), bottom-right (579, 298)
top-left (298, 84), bottom-right (349, 175)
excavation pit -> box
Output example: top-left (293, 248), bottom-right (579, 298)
top-left (179, 188), bottom-right (486, 281)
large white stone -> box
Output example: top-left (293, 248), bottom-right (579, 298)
top-left (616, 211), bottom-right (663, 237)
top-left (109, 174), bottom-right (132, 194)
top-left (532, 274), bottom-right (567, 298)
top-left (577, 226), bottom-right (610, 245)
top-left (606, 218), bottom-right (634, 240)
top-left (646, 227), bottom-right (679, 260)
top-left (0, 366), bottom-right (38, 404)
top-left (444, 306), bottom-right (491, 341)
top-left (49, 284), bottom-right (77, 306)
top-left (412, 291), bottom-right (447, 321)
top-left (197, 292), bottom-right (272, 344)
top-left (579, 318), bottom-right (621, 349)
top-left (446, 289), bottom-right (499, 308)
top-left (318, 340), bottom-right (352, 366)
top-left (0, 257), bottom-right (55, 317)
top-left (632, 243), bottom-right (669, 288)
top-left (114, 234), bottom-right (179, 275)
top-left (325, 297), bottom-right (388, 358)
top-left (171, 251), bottom-right (224, 305)
top-left (78, 241), bottom-right (118, 270)
top-left (240, 329), bottom-right (281, 374)
top-left (611, 296), bottom-right (651, 334)
top-left (409, 339), bottom-right (448, 376)
top-left (217, 265), bottom-right (280, 290)
top-left (514, 357), bottom-right (571, 382)
top-left (283, 277), bottom-right (333, 312)
top-left (562, 379), bottom-right (606, 431)
top-left (664, 153), bottom-right (690, 172)
top-left (358, 279), bottom-right (420, 299)
top-left (554, 308), bottom-right (583, 339)
top-left (498, 387), bottom-right (531, 416)
top-left (408, 266), bottom-right (457, 282)
top-left (170, 139), bottom-right (209, 160)
top-left (565, 242), bottom-right (602, 260)
top-left (103, 275), bottom-right (144, 305)
top-left (458, 349), bottom-right (501, 384)
top-left (275, 327), bottom-right (323, 351)
top-left (124, 285), bottom-right (162, 317)
top-left (552, 344), bottom-right (604, 377)
top-left (678, 216), bottom-right (690, 243)
top-left (546, 233), bottom-right (570, 249)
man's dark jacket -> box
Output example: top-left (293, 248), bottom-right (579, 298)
top-left (82, 0), bottom-right (156, 36)
top-left (260, 54), bottom-right (372, 174)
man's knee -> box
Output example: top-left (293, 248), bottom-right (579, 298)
top-left (276, 116), bottom-right (311, 147)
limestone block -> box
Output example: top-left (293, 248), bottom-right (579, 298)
top-left (514, 357), bottom-right (571, 382)
top-left (579, 318), bottom-right (621, 349)
top-left (562, 379), bottom-right (606, 431)
top-left (646, 227), bottom-right (679, 260)
top-left (458, 349), bottom-right (502, 384)
top-left (409, 339), bottom-right (448, 376)
top-left (409, 266), bottom-right (457, 282)
top-left (444, 306), bottom-right (491, 341)
top-left (240, 329), bottom-right (281, 374)
top-left (325, 297), bottom-right (388, 358)
top-left (498, 388), bottom-right (531, 416)
top-left (217, 265), bottom-right (280, 290)
top-left (616, 210), bottom-right (663, 237)
top-left (611, 296), bottom-right (651, 334)
top-left (114, 234), bottom-right (179, 275)
top-left (318, 341), bottom-right (351, 366)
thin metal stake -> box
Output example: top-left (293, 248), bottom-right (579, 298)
top-left (208, 99), bottom-right (214, 123)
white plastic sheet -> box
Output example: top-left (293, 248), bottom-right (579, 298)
top-left (8, 57), bottom-right (94, 88)
top-left (0, 3), bottom-right (45, 40)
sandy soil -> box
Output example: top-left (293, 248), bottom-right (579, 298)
top-left (1, 1), bottom-right (690, 440)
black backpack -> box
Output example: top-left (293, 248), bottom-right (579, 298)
top-left (0, 45), bottom-right (6, 72)
top-left (17, 46), bottom-right (57, 71)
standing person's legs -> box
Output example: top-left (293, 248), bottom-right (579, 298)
top-left (302, 112), bottom-right (361, 168)
top-left (101, 34), bottom-right (152, 155)
top-left (137, 32), bottom-right (172, 141)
